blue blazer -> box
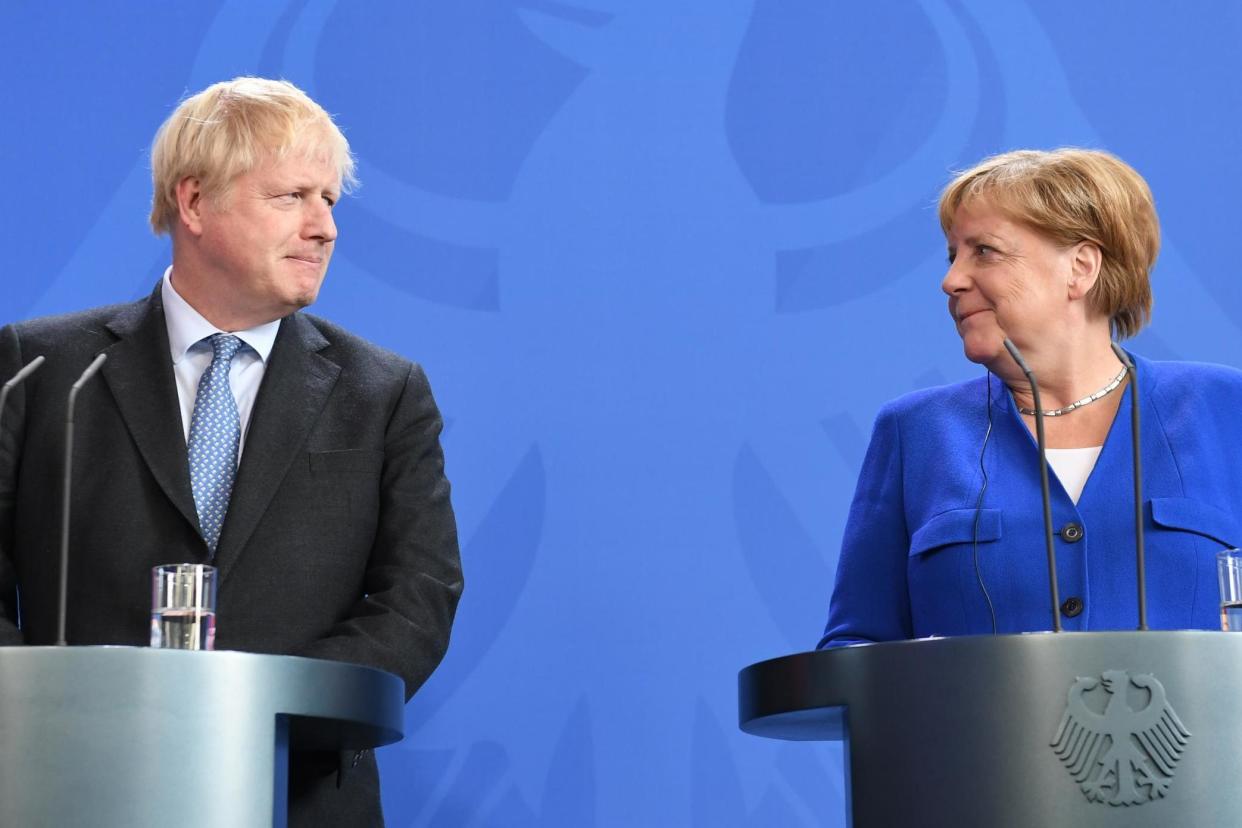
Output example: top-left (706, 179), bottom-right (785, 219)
top-left (820, 354), bottom-right (1242, 646)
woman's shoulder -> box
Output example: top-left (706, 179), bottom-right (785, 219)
top-left (870, 376), bottom-right (994, 457)
top-left (878, 374), bottom-right (991, 422)
top-left (1140, 355), bottom-right (1242, 397)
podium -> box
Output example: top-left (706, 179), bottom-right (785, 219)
top-left (739, 631), bottom-right (1241, 827)
top-left (0, 646), bottom-right (405, 827)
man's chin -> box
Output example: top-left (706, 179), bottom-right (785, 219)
top-left (265, 293), bottom-right (318, 321)
top-left (288, 280), bottom-right (324, 310)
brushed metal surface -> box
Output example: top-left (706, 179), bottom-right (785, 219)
top-left (0, 646), bottom-right (404, 827)
top-left (739, 632), bottom-right (1241, 827)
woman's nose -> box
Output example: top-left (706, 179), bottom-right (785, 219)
top-left (941, 258), bottom-right (970, 296)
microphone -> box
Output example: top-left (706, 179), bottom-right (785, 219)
top-left (0, 355), bottom-right (46, 439)
top-left (0, 356), bottom-right (45, 615)
top-left (1110, 343), bottom-right (1147, 630)
top-left (1003, 338), bottom-right (1062, 633)
top-left (57, 353), bottom-right (107, 647)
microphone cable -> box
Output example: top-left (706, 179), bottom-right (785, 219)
top-left (972, 370), bottom-right (998, 634)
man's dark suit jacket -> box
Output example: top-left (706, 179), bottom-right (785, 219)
top-left (0, 284), bottom-right (463, 826)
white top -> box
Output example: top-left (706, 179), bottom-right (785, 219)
top-left (161, 268), bottom-right (281, 457)
top-left (1045, 446), bottom-right (1103, 505)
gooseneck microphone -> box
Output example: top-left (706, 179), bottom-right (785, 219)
top-left (1003, 338), bottom-right (1062, 633)
top-left (1110, 343), bottom-right (1147, 631)
top-left (0, 356), bottom-right (46, 605)
top-left (57, 352), bottom-right (108, 647)
top-left (0, 355), bottom-right (47, 438)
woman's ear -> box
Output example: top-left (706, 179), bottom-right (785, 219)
top-left (1067, 241), bottom-right (1103, 300)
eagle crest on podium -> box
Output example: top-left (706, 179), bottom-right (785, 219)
top-left (1050, 670), bottom-right (1191, 806)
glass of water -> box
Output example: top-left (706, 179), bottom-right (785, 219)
top-left (1217, 549), bottom-right (1242, 631)
top-left (151, 564), bottom-right (217, 650)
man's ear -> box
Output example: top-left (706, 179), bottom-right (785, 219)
top-left (1067, 241), bottom-right (1103, 301)
top-left (174, 176), bottom-right (206, 236)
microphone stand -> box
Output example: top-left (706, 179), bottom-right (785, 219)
top-left (1003, 338), bottom-right (1062, 633)
top-left (0, 356), bottom-right (46, 621)
top-left (58, 353), bottom-right (107, 646)
top-left (1111, 343), bottom-right (1147, 630)
top-left (0, 355), bottom-right (46, 441)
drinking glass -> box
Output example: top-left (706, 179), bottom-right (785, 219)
top-left (150, 563), bottom-right (217, 650)
top-left (1216, 549), bottom-right (1242, 631)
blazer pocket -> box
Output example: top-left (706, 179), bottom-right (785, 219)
top-left (309, 449), bottom-right (385, 475)
top-left (910, 508), bottom-right (1003, 557)
top-left (1150, 497), bottom-right (1240, 548)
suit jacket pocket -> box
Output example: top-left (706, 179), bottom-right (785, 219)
top-left (907, 508), bottom-right (1003, 636)
top-left (1148, 497), bottom-right (1238, 628)
top-left (1150, 497), bottom-right (1240, 548)
top-left (910, 508), bottom-right (1003, 557)
top-left (309, 449), bottom-right (384, 476)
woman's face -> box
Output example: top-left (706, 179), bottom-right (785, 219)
top-left (941, 198), bottom-right (1083, 368)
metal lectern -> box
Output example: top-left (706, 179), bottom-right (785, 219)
top-left (739, 631), bottom-right (1240, 828)
top-left (0, 646), bottom-right (405, 827)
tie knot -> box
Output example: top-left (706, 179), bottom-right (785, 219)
top-left (209, 334), bottom-right (244, 363)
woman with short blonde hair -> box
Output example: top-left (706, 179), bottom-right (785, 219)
top-left (821, 148), bottom-right (1242, 644)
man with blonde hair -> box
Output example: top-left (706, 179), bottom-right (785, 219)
top-left (0, 77), bottom-right (462, 826)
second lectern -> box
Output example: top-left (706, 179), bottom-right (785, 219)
top-left (740, 631), bottom-right (1240, 827)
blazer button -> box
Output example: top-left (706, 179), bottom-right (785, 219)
top-left (1059, 522), bottom-right (1084, 543)
top-left (1061, 596), bottom-right (1084, 618)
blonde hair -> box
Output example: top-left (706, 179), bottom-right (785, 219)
top-left (938, 148), bottom-right (1159, 339)
top-left (149, 77), bottom-right (357, 235)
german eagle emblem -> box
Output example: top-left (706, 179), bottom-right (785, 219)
top-left (1050, 670), bottom-right (1190, 806)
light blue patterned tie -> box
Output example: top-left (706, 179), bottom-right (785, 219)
top-left (187, 334), bottom-right (243, 555)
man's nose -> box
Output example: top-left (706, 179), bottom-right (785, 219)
top-left (304, 201), bottom-right (337, 243)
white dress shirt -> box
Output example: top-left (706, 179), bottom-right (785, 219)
top-left (1046, 445), bottom-right (1103, 505)
top-left (161, 268), bottom-right (280, 458)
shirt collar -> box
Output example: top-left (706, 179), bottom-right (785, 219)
top-left (161, 267), bottom-right (281, 364)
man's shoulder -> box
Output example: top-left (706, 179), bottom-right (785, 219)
top-left (295, 313), bottom-right (419, 375)
top-left (292, 314), bottom-right (442, 418)
top-left (5, 298), bottom-right (145, 351)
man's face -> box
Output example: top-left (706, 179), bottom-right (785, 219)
top-left (193, 149), bottom-right (341, 328)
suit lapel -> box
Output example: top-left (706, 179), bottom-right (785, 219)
top-left (213, 313), bottom-right (339, 582)
top-left (101, 288), bottom-right (202, 542)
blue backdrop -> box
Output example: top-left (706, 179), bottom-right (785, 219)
top-left (6, 2), bottom-right (1242, 825)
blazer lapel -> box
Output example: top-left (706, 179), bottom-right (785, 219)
top-left (212, 314), bottom-right (339, 582)
top-left (101, 288), bottom-right (202, 541)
